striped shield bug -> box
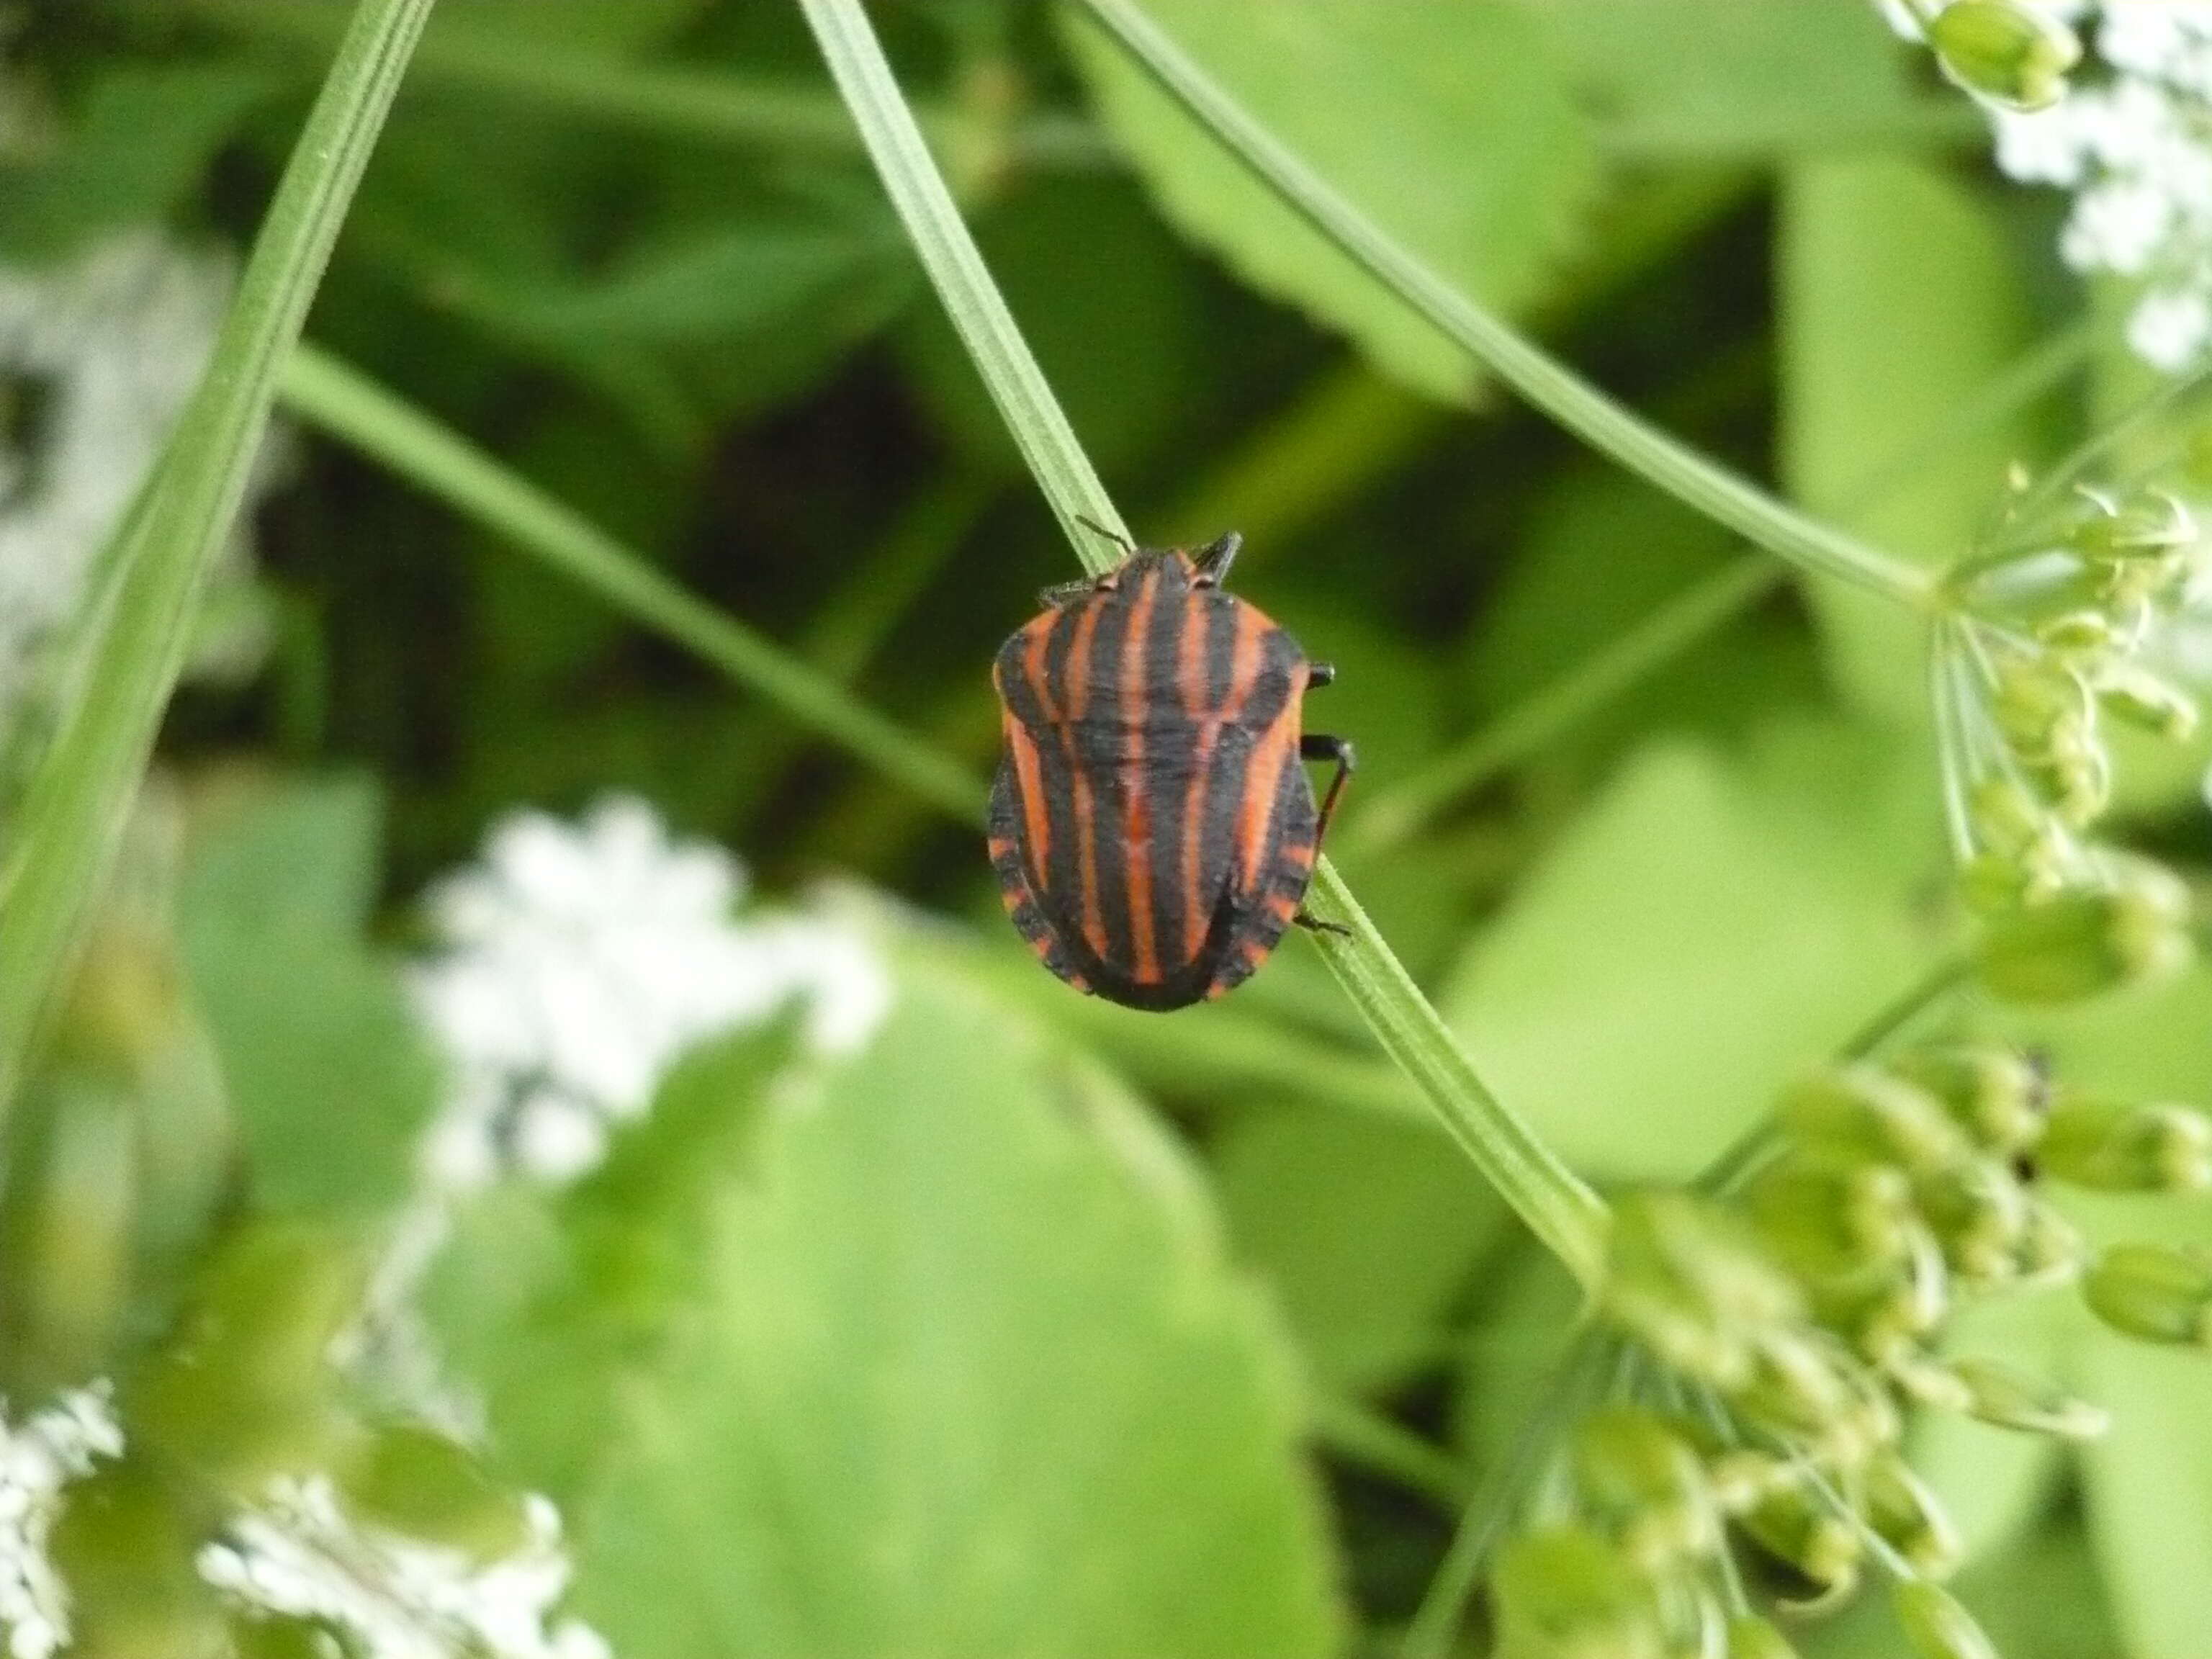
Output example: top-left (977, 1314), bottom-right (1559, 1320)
top-left (987, 524), bottom-right (1354, 1011)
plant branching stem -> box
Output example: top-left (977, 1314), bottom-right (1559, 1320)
top-left (279, 345), bottom-right (987, 827)
top-left (0, 0), bottom-right (439, 1120)
top-left (1068, 0), bottom-right (1936, 610)
top-left (799, 0), bottom-right (1611, 1292)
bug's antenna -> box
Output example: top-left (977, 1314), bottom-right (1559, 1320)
top-left (1192, 530), bottom-right (1242, 585)
top-left (1075, 514), bottom-right (1135, 557)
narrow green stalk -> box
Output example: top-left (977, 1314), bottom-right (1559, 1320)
top-left (1310, 1393), bottom-right (1475, 1510)
top-left (1067, 0), bottom-right (1934, 610)
top-left (1399, 1328), bottom-right (1618, 1659)
top-left (171, 0), bottom-right (1110, 168)
top-left (1348, 318), bottom-right (2099, 856)
top-left (1346, 558), bottom-right (1776, 858)
top-left (796, 0), bottom-right (1129, 570)
top-left (1164, 361), bottom-right (1442, 553)
top-left (0, 0), bottom-right (438, 1120)
top-left (278, 344), bottom-right (986, 826)
top-left (800, 0), bottom-right (1611, 1291)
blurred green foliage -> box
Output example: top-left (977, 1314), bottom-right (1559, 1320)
top-left (6, 0), bottom-right (2212, 1653)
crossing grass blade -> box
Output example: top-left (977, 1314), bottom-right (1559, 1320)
top-left (796, 0), bottom-right (1611, 1292)
top-left (0, 0), bottom-right (441, 1118)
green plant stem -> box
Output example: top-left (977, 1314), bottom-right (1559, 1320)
top-left (800, 0), bottom-right (1611, 1293)
top-left (1399, 1328), bottom-right (1618, 1659)
top-left (1067, 0), bottom-right (1935, 611)
top-left (0, 0), bottom-right (438, 1120)
top-left (796, 0), bottom-right (1129, 572)
top-left (167, 0), bottom-right (1111, 168)
top-left (1310, 1394), bottom-right (1474, 1511)
top-left (1346, 318), bottom-right (2100, 856)
top-left (278, 344), bottom-right (986, 827)
top-left (1346, 558), bottom-right (1775, 858)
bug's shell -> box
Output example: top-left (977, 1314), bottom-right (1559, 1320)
top-left (987, 547), bottom-right (1320, 1011)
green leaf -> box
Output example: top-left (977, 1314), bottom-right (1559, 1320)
top-left (1213, 1104), bottom-right (1506, 1396)
top-left (1439, 720), bottom-right (1942, 1179)
top-left (175, 775), bottom-right (437, 1215)
top-left (0, 63), bottom-right (286, 259)
top-left (1518, 0), bottom-right (1952, 160)
top-left (526, 979), bottom-right (1341, 1658)
top-left (0, 0), bottom-right (439, 1118)
top-left (1780, 157), bottom-right (2037, 721)
top-left (2078, 1329), bottom-right (2212, 1659)
top-left (1062, 0), bottom-right (1601, 405)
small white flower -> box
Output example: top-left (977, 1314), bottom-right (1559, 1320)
top-left (409, 796), bottom-right (892, 1197)
top-left (1969, 2), bottom-right (2212, 371)
top-left (0, 1384), bottom-right (122, 1659)
top-left (0, 233), bottom-right (276, 733)
top-left (200, 1475), bottom-right (609, 1659)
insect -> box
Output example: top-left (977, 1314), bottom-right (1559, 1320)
top-left (987, 524), bottom-right (1354, 1011)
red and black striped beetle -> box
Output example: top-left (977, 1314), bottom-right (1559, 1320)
top-left (987, 526), bottom-right (1354, 1011)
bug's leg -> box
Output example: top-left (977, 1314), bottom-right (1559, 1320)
top-left (1301, 733), bottom-right (1356, 845)
top-left (1306, 661), bottom-right (1335, 689)
top-left (1038, 577), bottom-right (1099, 609)
top-left (1074, 514), bottom-right (1137, 567)
top-left (1293, 910), bottom-right (1352, 937)
top-left (1191, 530), bottom-right (1243, 586)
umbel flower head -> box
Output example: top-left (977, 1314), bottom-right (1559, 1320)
top-left (410, 796), bottom-right (892, 1193)
top-left (1887, 1), bottom-right (2212, 371)
top-left (1492, 1031), bottom-right (2212, 1658)
top-left (0, 1385), bottom-right (122, 1659)
top-left (1931, 474), bottom-right (2203, 1004)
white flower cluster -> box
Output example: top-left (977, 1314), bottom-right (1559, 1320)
top-left (411, 796), bottom-right (892, 1192)
top-left (1948, 2), bottom-right (2212, 372)
top-left (0, 1386), bottom-right (122, 1659)
top-left (0, 233), bottom-right (263, 731)
top-left (200, 1476), bottom-right (608, 1659)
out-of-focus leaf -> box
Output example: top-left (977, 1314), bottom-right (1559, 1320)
top-left (1912, 1289), bottom-right (2069, 1564)
top-left (1438, 721), bottom-right (1943, 1178)
top-left (481, 217), bottom-right (911, 345)
top-left (1062, 0), bottom-right (1601, 405)
top-left (467, 976), bottom-right (1342, 1658)
top-left (2078, 1329), bottom-right (2212, 1659)
top-left (436, 0), bottom-right (711, 50)
top-left (0, 64), bottom-right (286, 258)
top-left (898, 171), bottom-right (1205, 477)
top-left (1516, 0), bottom-right (1941, 158)
top-left (1213, 1103), bottom-right (1505, 1395)
top-left (175, 775), bottom-right (437, 1215)
top-left (1460, 463), bottom-right (1823, 769)
top-left (1780, 157), bottom-right (2036, 723)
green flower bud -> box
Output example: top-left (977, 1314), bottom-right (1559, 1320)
top-left (2084, 1243), bottom-right (2212, 1346)
top-left (1927, 0), bottom-right (2080, 109)
top-left (1742, 1478), bottom-right (1861, 1592)
top-left (2036, 608), bottom-right (2116, 658)
top-left (2012, 1197), bottom-right (2085, 1286)
top-left (1816, 1238), bottom-right (1948, 1367)
top-left (1704, 1448), bottom-right (1789, 1515)
top-left (1915, 1159), bottom-right (2031, 1285)
top-left (1727, 1334), bottom-right (1872, 1458)
top-left (341, 1425), bottom-right (532, 1561)
top-left (1725, 1615), bottom-right (1804, 1659)
top-left (2074, 485), bottom-right (2195, 564)
top-left (1572, 1408), bottom-right (1719, 1569)
top-left (1959, 848), bottom-right (2064, 917)
top-left (1747, 1159), bottom-right (1917, 1282)
top-left (1894, 1581), bottom-right (1999, 1659)
top-left (1781, 1066), bottom-right (1969, 1174)
top-left (1888, 1047), bottom-right (2045, 1156)
top-left (1974, 866), bottom-right (2194, 1005)
top-left (2041, 1097), bottom-right (2212, 1192)
top-left (1491, 1526), bottom-right (1668, 1659)
top-left (1992, 660), bottom-right (2095, 763)
top-left (1946, 1354), bottom-right (2110, 1439)
top-left (1866, 1452), bottom-right (1964, 1579)
top-left (1604, 1192), bottom-right (1804, 1388)
top-left (2096, 664), bottom-right (2201, 743)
